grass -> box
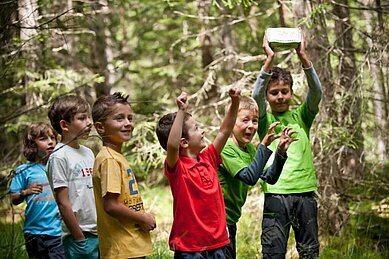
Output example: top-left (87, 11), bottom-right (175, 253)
top-left (1, 177), bottom-right (388, 259)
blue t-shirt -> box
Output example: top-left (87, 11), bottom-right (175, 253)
top-left (10, 163), bottom-right (62, 236)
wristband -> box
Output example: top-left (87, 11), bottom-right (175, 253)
top-left (19, 190), bottom-right (26, 197)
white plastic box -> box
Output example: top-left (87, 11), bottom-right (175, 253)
top-left (266, 28), bottom-right (301, 50)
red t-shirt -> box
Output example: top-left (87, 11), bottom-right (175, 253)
top-left (164, 144), bottom-right (230, 252)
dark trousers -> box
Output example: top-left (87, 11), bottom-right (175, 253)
top-left (225, 224), bottom-right (237, 259)
top-left (24, 233), bottom-right (65, 259)
top-left (174, 247), bottom-right (226, 259)
top-left (261, 192), bottom-right (319, 259)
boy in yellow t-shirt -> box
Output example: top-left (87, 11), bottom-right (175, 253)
top-left (92, 92), bottom-right (156, 259)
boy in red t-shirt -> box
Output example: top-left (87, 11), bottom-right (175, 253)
top-left (156, 88), bottom-right (241, 258)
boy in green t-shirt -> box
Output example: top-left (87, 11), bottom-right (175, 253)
top-left (252, 32), bottom-right (322, 258)
top-left (218, 95), bottom-right (296, 258)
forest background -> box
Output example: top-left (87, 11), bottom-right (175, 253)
top-left (0, 0), bottom-right (388, 258)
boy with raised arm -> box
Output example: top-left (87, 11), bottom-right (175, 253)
top-left (218, 96), bottom-right (296, 258)
top-left (156, 88), bottom-right (241, 258)
top-left (252, 32), bottom-right (322, 258)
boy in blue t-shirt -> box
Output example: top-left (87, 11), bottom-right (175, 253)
top-left (10, 122), bottom-right (64, 258)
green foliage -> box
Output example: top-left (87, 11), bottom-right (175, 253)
top-left (123, 119), bottom-right (166, 185)
top-left (219, 0), bottom-right (256, 9)
top-left (0, 221), bottom-right (28, 259)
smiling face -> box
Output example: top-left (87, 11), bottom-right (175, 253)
top-left (97, 103), bottom-right (134, 152)
top-left (266, 80), bottom-right (293, 113)
top-left (184, 116), bottom-right (206, 155)
top-left (232, 109), bottom-right (258, 148)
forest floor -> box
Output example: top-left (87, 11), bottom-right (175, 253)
top-left (1, 167), bottom-right (389, 258)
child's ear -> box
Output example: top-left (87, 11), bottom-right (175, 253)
top-left (59, 120), bottom-right (68, 132)
top-left (180, 138), bottom-right (188, 149)
top-left (94, 122), bottom-right (105, 135)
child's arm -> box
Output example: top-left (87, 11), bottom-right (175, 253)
top-left (103, 192), bottom-right (156, 232)
top-left (55, 187), bottom-right (86, 240)
top-left (235, 126), bottom-right (296, 185)
top-left (296, 32), bottom-right (322, 114)
top-left (166, 92), bottom-right (188, 169)
top-left (11, 182), bottom-right (43, 205)
top-left (213, 88), bottom-right (241, 154)
top-left (252, 32), bottom-right (274, 121)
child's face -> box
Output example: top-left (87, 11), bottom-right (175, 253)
top-left (35, 130), bottom-right (57, 157)
top-left (100, 103), bottom-right (134, 145)
top-left (232, 109), bottom-right (258, 148)
top-left (266, 80), bottom-right (293, 113)
top-left (184, 117), bottom-right (206, 154)
top-left (65, 112), bottom-right (92, 140)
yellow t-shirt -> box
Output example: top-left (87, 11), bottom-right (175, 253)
top-left (93, 146), bottom-right (152, 259)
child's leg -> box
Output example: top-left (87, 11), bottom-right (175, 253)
top-left (292, 192), bottom-right (319, 258)
top-left (225, 224), bottom-right (237, 259)
top-left (261, 194), bottom-right (292, 259)
top-left (24, 233), bottom-right (41, 258)
top-left (174, 247), bottom-right (226, 259)
top-left (43, 235), bottom-right (64, 259)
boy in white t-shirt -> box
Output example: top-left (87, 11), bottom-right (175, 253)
top-left (47, 95), bottom-right (99, 259)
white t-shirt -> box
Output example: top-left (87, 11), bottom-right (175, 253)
top-left (47, 143), bottom-right (97, 237)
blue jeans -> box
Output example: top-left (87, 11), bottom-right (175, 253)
top-left (261, 192), bottom-right (319, 259)
top-left (63, 232), bottom-right (99, 259)
top-left (174, 247), bottom-right (226, 259)
top-left (24, 233), bottom-right (65, 259)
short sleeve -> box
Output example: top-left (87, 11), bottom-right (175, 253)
top-left (9, 167), bottom-right (27, 193)
top-left (220, 148), bottom-right (248, 178)
top-left (47, 157), bottom-right (68, 189)
top-left (100, 158), bottom-right (122, 197)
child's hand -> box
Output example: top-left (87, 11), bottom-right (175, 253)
top-left (277, 127), bottom-right (298, 156)
top-left (25, 182), bottom-right (43, 196)
top-left (262, 32), bottom-right (275, 59)
top-left (228, 87), bottom-right (241, 100)
top-left (176, 92), bottom-right (188, 111)
top-left (139, 213), bottom-right (156, 232)
top-left (295, 30), bottom-right (310, 68)
top-left (261, 122), bottom-right (280, 146)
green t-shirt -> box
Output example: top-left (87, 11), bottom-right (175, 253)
top-left (218, 139), bottom-right (257, 225)
top-left (258, 102), bottom-right (318, 194)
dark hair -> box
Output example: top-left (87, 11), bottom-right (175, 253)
top-left (156, 112), bottom-right (192, 151)
top-left (92, 92), bottom-right (130, 123)
top-left (269, 67), bottom-right (293, 91)
top-left (23, 122), bottom-right (58, 162)
top-left (48, 95), bottom-right (90, 134)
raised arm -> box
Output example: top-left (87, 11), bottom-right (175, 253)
top-left (296, 32), bottom-right (322, 113)
top-left (252, 32), bottom-right (274, 119)
top-left (166, 92), bottom-right (188, 169)
top-left (213, 88), bottom-right (241, 154)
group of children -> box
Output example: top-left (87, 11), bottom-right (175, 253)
top-left (10, 32), bottom-right (322, 259)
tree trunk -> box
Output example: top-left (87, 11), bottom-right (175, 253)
top-left (91, 0), bottom-right (113, 98)
top-left (293, 0), bottom-right (351, 235)
top-left (19, 0), bottom-right (41, 108)
top-left (363, 0), bottom-right (387, 162)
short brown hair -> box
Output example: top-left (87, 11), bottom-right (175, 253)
top-left (269, 67), bottom-right (293, 91)
top-left (48, 95), bottom-right (90, 134)
top-left (238, 95), bottom-right (258, 112)
top-left (92, 92), bottom-right (131, 124)
top-left (23, 122), bottom-right (58, 162)
top-left (156, 112), bottom-right (192, 151)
